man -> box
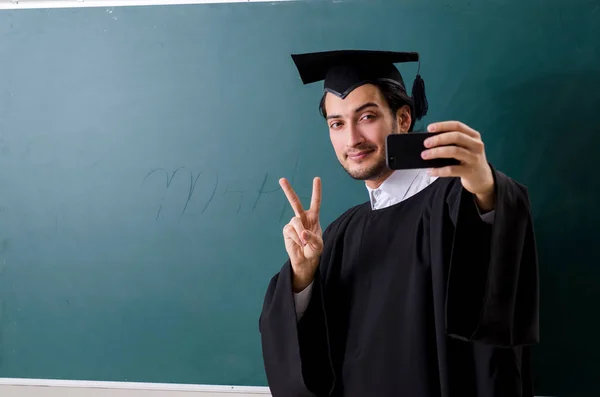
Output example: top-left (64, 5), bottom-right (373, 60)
top-left (259, 50), bottom-right (539, 397)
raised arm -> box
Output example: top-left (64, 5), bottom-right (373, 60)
top-left (423, 120), bottom-right (539, 347)
top-left (259, 177), bottom-right (334, 397)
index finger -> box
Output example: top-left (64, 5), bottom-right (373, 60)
top-left (427, 121), bottom-right (480, 138)
top-left (279, 178), bottom-right (305, 217)
top-left (310, 177), bottom-right (322, 214)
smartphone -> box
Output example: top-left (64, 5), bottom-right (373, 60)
top-left (385, 132), bottom-right (460, 170)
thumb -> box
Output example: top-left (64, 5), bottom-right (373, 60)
top-left (301, 230), bottom-right (323, 251)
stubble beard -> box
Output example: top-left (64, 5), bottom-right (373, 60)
top-left (342, 151), bottom-right (389, 181)
top-left (340, 120), bottom-right (397, 182)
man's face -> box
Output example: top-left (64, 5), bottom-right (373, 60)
top-left (324, 84), bottom-right (410, 185)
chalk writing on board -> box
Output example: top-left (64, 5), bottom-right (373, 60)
top-left (252, 172), bottom-right (280, 213)
top-left (142, 167), bottom-right (219, 220)
top-left (182, 171), bottom-right (203, 216)
top-left (142, 167), bottom-right (186, 219)
top-left (239, 157), bottom-right (305, 222)
top-left (141, 158), bottom-right (307, 222)
top-left (142, 167), bottom-right (184, 189)
top-left (200, 173), bottom-right (219, 215)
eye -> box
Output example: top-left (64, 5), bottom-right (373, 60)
top-left (360, 114), bottom-right (376, 122)
top-left (329, 121), bottom-right (344, 130)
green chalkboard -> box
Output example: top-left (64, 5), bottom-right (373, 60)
top-left (0, 1), bottom-right (598, 396)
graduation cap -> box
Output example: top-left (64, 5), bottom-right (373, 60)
top-left (291, 50), bottom-right (428, 121)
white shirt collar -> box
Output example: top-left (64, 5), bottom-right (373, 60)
top-left (366, 169), bottom-right (437, 210)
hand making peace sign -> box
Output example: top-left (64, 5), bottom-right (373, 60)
top-left (279, 177), bottom-right (323, 292)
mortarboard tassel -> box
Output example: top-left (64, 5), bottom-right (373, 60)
top-left (411, 74), bottom-right (428, 120)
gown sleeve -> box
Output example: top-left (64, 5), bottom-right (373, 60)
top-left (444, 165), bottom-right (540, 347)
top-left (258, 233), bottom-right (335, 397)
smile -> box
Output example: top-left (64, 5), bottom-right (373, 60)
top-left (347, 150), bottom-right (374, 161)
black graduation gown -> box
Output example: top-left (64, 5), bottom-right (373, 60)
top-left (259, 167), bottom-right (539, 397)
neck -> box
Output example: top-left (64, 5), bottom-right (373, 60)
top-left (366, 169), bottom-right (393, 189)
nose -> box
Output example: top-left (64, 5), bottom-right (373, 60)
top-left (346, 123), bottom-right (364, 148)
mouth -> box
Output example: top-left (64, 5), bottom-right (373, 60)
top-left (347, 149), bottom-right (375, 161)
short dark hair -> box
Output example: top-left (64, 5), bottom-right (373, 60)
top-left (318, 80), bottom-right (416, 131)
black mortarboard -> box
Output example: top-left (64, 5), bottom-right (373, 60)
top-left (291, 50), bottom-right (428, 122)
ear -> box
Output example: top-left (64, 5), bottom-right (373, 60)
top-left (395, 105), bottom-right (412, 133)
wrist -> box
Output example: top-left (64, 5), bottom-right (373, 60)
top-left (292, 265), bottom-right (316, 293)
top-left (474, 165), bottom-right (495, 212)
top-left (475, 190), bottom-right (495, 212)
top-left (292, 274), bottom-right (314, 293)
